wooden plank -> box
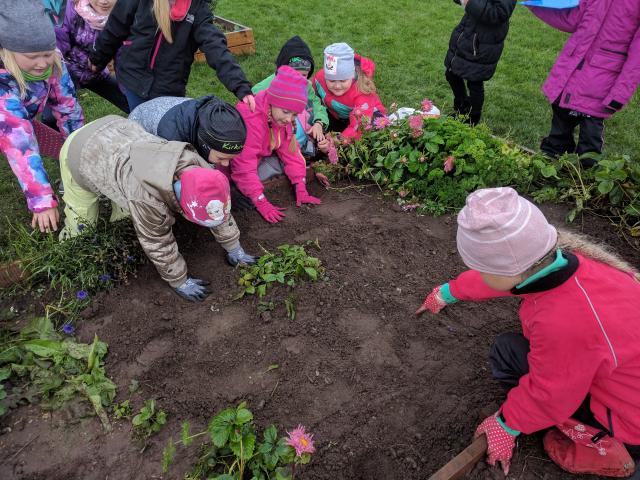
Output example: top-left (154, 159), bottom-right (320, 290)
top-left (225, 30), bottom-right (254, 48)
top-left (229, 43), bottom-right (256, 56)
top-left (428, 435), bottom-right (487, 480)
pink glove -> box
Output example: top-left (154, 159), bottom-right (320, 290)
top-left (295, 182), bottom-right (321, 207)
top-left (475, 414), bottom-right (519, 475)
top-left (255, 195), bottom-right (286, 223)
top-left (415, 286), bottom-right (447, 316)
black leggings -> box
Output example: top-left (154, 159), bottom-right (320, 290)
top-left (445, 70), bottom-right (485, 125)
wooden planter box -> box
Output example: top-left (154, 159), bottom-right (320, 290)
top-left (195, 16), bottom-right (255, 62)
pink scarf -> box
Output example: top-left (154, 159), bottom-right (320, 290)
top-left (74, 0), bottom-right (108, 31)
top-left (170, 0), bottom-right (192, 21)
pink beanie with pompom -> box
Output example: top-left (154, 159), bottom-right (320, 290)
top-left (456, 187), bottom-right (557, 276)
top-left (266, 65), bottom-right (308, 114)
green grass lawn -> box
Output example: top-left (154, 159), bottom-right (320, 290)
top-left (1, 0), bottom-right (638, 248)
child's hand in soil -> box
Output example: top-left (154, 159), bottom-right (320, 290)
top-left (475, 414), bottom-right (519, 475)
top-left (415, 286), bottom-right (448, 315)
top-left (174, 277), bottom-right (212, 302)
top-left (255, 195), bottom-right (286, 223)
top-left (226, 245), bottom-right (259, 267)
top-left (295, 182), bottom-right (322, 207)
top-left (315, 172), bottom-right (330, 188)
top-left (317, 137), bottom-right (330, 154)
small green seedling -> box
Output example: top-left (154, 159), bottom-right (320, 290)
top-left (114, 399), bottom-right (132, 419)
top-left (132, 399), bottom-right (167, 439)
top-left (285, 296), bottom-right (296, 321)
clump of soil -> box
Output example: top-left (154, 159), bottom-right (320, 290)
top-left (0, 180), bottom-right (637, 480)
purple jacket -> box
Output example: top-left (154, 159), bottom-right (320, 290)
top-left (55, 0), bottom-right (110, 86)
top-left (529, 0), bottom-right (640, 119)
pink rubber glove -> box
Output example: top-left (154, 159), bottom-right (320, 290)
top-left (415, 286), bottom-right (447, 316)
top-left (295, 182), bottom-right (321, 207)
top-left (255, 195), bottom-right (286, 223)
top-left (475, 414), bottom-right (519, 475)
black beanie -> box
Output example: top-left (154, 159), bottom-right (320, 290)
top-left (197, 98), bottom-right (247, 156)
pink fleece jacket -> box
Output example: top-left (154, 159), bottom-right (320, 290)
top-left (446, 254), bottom-right (640, 444)
top-left (231, 91), bottom-right (307, 202)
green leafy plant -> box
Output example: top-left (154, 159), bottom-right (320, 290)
top-left (132, 399), bottom-right (167, 439)
top-left (161, 402), bottom-right (315, 480)
top-left (0, 317), bottom-right (116, 428)
top-left (340, 102), bottom-right (640, 245)
top-left (113, 399), bottom-right (132, 419)
top-left (235, 245), bottom-right (324, 300)
top-left (284, 296), bottom-right (296, 321)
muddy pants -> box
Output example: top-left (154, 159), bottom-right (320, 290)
top-left (489, 332), bottom-right (640, 457)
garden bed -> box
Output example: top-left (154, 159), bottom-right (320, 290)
top-left (195, 16), bottom-right (255, 61)
top-left (0, 181), bottom-right (638, 479)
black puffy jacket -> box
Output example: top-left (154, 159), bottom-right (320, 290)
top-left (156, 96), bottom-right (212, 159)
top-left (444, 0), bottom-right (516, 81)
top-left (90, 0), bottom-right (251, 100)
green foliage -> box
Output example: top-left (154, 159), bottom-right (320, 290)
top-left (342, 108), bottom-right (640, 243)
top-left (284, 296), bottom-right (296, 321)
top-left (161, 402), bottom-right (308, 480)
top-left (132, 399), bottom-right (167, 440)
top-left (235, 244), bottom-right (324, 300)
top-left (113, 399), bottom-right (132, 419)
top-left (0, 317), bottom-right (115, 426)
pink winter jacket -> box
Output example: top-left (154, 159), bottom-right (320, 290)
top-left (231, 91), bottom-right (307, 202)
top-left (529, 0), bottom-right (640, 118)
top-left (447, 254), bottom-right (640, 444)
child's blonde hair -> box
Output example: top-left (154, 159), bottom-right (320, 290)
top-left (268, 123), bottom-right (298, 154)
top-left (526, 229), bottom-right (639, 281)
top-left (153, 0), bottom-right (173, 44)
top-left (356, 65), bottom-right (376, 95)
top-left (0, 49), bottom-right (62, 98)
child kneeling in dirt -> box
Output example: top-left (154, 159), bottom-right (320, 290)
top-left (232, 66), bottom-right (321, 224)
top-left (416, 187), bottom-right (640, 477)
top-left (58, 115), bottom-right (258, 302)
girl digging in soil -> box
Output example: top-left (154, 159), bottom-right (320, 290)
top-left (58, 115), bottom-right (258, 302)
top-left (0, 0), bottom-right (84, 234)
top-left (232, 66), bottom-right (321, 224)
top-left (129, 95), bottom-right (246, 175)
top-left (252, 36), bottom-right (330, 160)
top-left (88, 0), bottom-right (255, 112)
top-left (444, 0), bottom-right (516, 126)
top-left (416, 187), bottom-right (640, 477)
top-left (50, 0), bottom-right (129, 115)
top-left (526, 0), bottom-right (640, 166)
top-left (312, 42), bottom-right (386, 142)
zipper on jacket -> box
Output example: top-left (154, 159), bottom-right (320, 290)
top-left (150, 32), bottom-right (163, 70)
top-left (473, 33), bottom-right (478, 56)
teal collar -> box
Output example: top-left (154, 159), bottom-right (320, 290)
top-left (515, 249), bottom-right (568, 290)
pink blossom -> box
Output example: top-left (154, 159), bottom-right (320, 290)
top-left (327, 137), bottom-right (339, 164)
top-left (402, 203), bottom-right (420, 212)
top-left (286, 425), bottom-right (315, 457)
top-left (411, 130), bottom-right (422, 139)
top-left (399, 190), bottom-right (407, 198)
top-left (373, 116), bottom-right (390, 130)
top-left (444, 155), bottom-right (456, 173)
top-left (408, 115), bottom-right (423, 131)
top-left (421, 99), bottom-right (434, 112)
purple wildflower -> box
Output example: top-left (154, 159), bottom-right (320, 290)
top-left (99, 274), bottom-right (111, 282)
top-left (62, 323), bottom-right (75, 335)
top-left (76, 290), bottom-right (89, 301)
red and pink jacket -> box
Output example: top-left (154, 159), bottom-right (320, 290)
top-left (231, 91), bottom-right (307, 202)
top-left (313, 53), bottom-right (386, 140)
top-left (446, 253), bottom-right (640, 444)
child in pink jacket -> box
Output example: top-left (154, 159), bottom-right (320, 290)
top-left (231, 66), bottom-right (321, 224)
top-left (416, 187), bottom-right (640, 477)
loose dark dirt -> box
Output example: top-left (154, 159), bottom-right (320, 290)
top-left (1, 179), bottom-right (638, 480)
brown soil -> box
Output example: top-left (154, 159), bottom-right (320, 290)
top-left (1, 180), bottom-right (638, 480)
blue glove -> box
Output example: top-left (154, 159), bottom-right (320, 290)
top-left (174, 277), bottom-right (211, 302)
top-left (227, 245), bottom-right (259, 267)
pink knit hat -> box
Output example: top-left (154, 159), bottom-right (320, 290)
top-left (266, 65), bottom-right (308, 114)
top-left (179, 168), bottom-right (231, 228)
top-left (456, 187), bottom-right (557, 276)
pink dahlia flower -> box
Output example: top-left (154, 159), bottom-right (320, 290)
top-left (286, 425), bottom-right (316, 457)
